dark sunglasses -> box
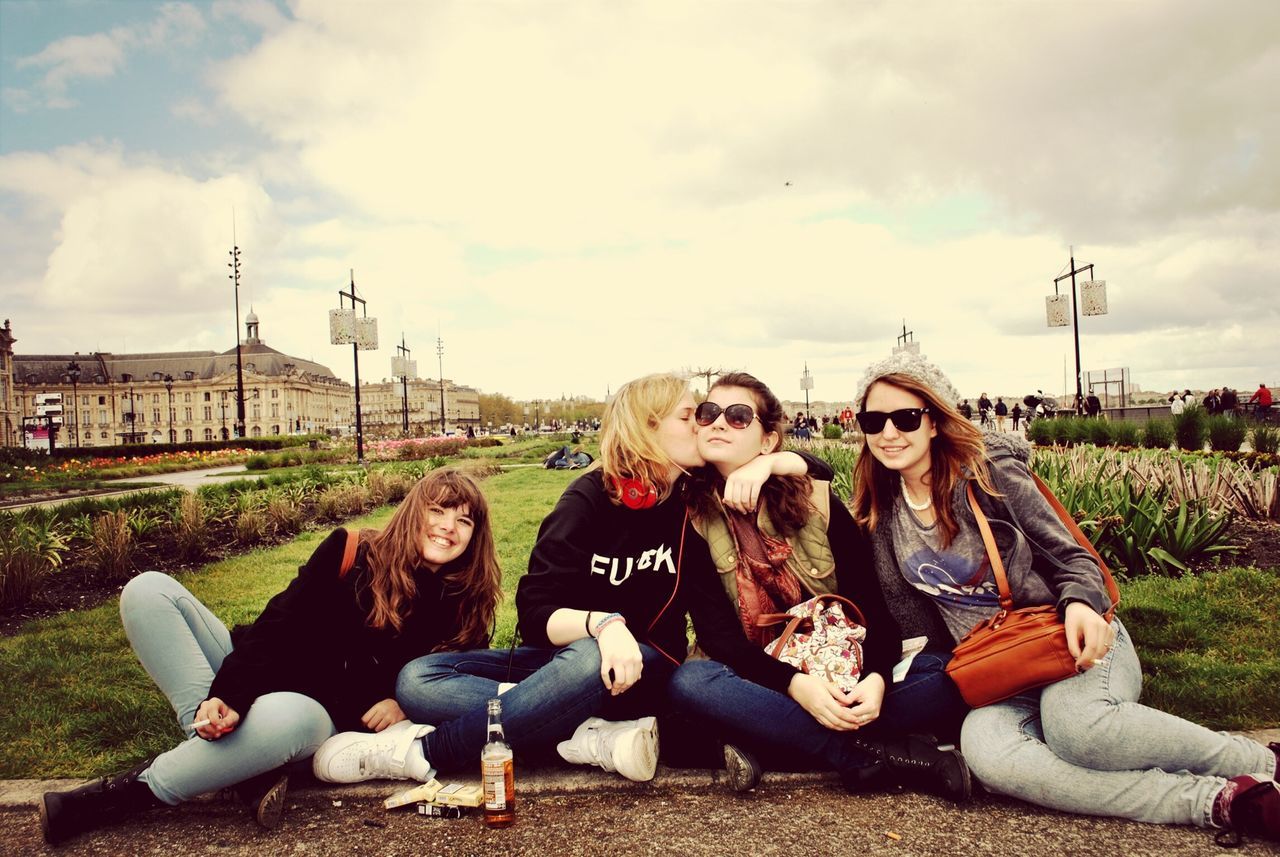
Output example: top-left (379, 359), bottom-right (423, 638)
top-left (695, 401), bottom-right (760, 429)
top-left (855, 407), bottom-right (930, 434)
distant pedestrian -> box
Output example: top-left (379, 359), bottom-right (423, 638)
top-left (1170, 393), bottom-right (1185, 416)
top-left (1085, 393), bottom-right (1101, 418)
top-left (1011, 402), bottom-right (1023, 431)
top-left (994, 397), bottom-right (1008, 431)
top-left (1248, 383), bottom-right (1273, 420)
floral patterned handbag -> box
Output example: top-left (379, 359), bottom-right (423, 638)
top-left (757, 594), bottom-right (867, 694)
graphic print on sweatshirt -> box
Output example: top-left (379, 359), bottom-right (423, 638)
top-left (590, 543), bottom-right (677, 586)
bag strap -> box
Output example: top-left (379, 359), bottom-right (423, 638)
top-left (1027, 472), bottom-right (1120, 618)
top-left (966, 483), bottom-right (1015, 611)
top-left (338, 528), bottom-right (360, 579)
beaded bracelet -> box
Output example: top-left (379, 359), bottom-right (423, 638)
top-left (593, 612), bottom-right (625, 637)
top-left (583, 611), bottom-right (595, 638)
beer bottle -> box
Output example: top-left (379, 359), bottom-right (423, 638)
top-left (481, 697), bottom-right (515, 827)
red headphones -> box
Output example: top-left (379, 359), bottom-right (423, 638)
top-left (613, 476), bottom-right (658, 510)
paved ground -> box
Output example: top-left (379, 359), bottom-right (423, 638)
top-left (8, 465), bottom-right (266, 510)
top-left (5, 731), bottom-right (1278, 857)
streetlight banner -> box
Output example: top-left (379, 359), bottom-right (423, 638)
top-left (1081, 280), bottom-right (1108, 316)
top-left (1045, 294), bottom-right (1070, 327)
top-left (329, 308), bottom-right (356, 344)
top-left (355, 317), bottom-right (379, 351)
top-left (391, 356), bottom-right (418, 378)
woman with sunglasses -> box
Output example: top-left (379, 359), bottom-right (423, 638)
top-left (851, 352), bottom-right (1279, 846)
top-left (395, 373), bottom-right (830, 783)
top-left (668, 372), bottom-right (972, 798)
top-left (41, 468), bottom-right (501, 845)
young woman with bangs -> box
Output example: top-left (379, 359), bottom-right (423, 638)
top-left (41, 468), bottom-right (502, 846)
top-left (394, 372), bottom-right (828, 782)
top-left (667, 372), bottom-right (971, 798)
top-left (852, 352), bottom-right (1279, 847)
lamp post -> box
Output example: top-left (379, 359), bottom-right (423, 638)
top-left (436, 336), bottom-right (446, 435)
top-left (1047, 248), bottom-right (1109, 414)
top-left (394, 335), bottom-right (415, 436)
top-left (66, 359), bottom-right (80, 448)
top-left (219, 391), bottom-right (228, 440)
top-left (228, 244), bottom-right (247, 438)
top-left (800, 363), bottom-right (813, 421)
top-left (329, 270), bottom-right (378, 462)
top-left (122, 373), bottom-right (137, 444)
top-left (164, 374), bottom-right (175, 444)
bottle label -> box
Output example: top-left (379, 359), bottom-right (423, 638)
top-left (482, 757), bottom-right (513, 810)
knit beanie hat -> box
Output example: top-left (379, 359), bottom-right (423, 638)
top-left (853, 350), bottom-right (961, 411)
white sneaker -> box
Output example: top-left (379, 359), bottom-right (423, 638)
top-left (312, 720), bottom-right (436, 783)
top-left (556, 716), bottom-right (658, 782)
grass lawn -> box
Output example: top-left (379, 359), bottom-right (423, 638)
top-left (1, 464), bottom-right (1276, 779)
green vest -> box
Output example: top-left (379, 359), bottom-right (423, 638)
top-left (692, 480), bottom-right (838, 607)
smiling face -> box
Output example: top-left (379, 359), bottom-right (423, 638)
top-left (655, 391), bottom-right (703, 474)
top-left (862, 380), bottom-right (936, 483)
top-left (419, 503), bottom-right (474, 570)
top-left (696, 385), bottom-right (780, 476)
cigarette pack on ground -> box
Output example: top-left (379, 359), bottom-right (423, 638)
top-left (383, 779), bottom-right (443, 810)
top-left (431, 783), bottom-right (484, 807)
top-left (416, 802), bottom-right (467, 819)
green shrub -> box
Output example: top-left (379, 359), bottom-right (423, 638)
top-left (1173, 405), bottom-right (1208, 451)
top-left (1026, 419), bottom-right (1054, 445)
top-left (316, 484), bottom-right (372, 521)
top-left (234, 510), bottom-right (269, 546)
top-left (169, 493), bottom-right (208, 561)
top-left (1049, 418), bottom-right (1075, 446)
top-left (265, 493), bottom-right (303, 536)
top-left (1111, 421), bottom-right (1141, 447)
top-left (1142, 419), bottom-right (1174, 449)
top-left (1205, 415), bottom-right (1247, 452)
top-left (1086, 419), bottom-right (1113, 447)
top-left (822, 424), bottom-right (844, 440)
top-left (0, 510), bottom-right (67, 610)
top-left (245, 455), bottom-right (271, 471)
top-left (1252, 424), bottom-right (1280, 455)
top-left (86, 510), bottom-right (133, 582)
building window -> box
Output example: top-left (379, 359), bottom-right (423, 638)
top-left (204, 428), bottom-right (213, 441)
top-left (98, 395), bottom-right (106, 405)
top-left (251, 425), bottom-right (262, 437)
top-left (184, 392), bottom-right (191, 403)
top-left (152, 393), bottom-right (160, 404)
top-left (203, 392), bottom-right (210, 401)
top-left (184, 407), bottom-right (192, 422)
top-left (204, 406), bottom-right (212, 420)
top-left (271, 389), bottom-right (279, 399)
top-left (272, 424), bottom-right (280, 435)
top-left (271, 403), bottom-right (279, 417)
top-left (252, 404), bottom-right (261, 419)
top-left (98, 408), bottom-right (107, 424)
top-left (184, 429), bottom-right (193, 442)
top-left (152, 409), bottom-right (160, 423)
top-left (100, 431), bottom-right (108, 439)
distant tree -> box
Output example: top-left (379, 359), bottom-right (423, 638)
top-left (478, 393), bottom-right (522, 426)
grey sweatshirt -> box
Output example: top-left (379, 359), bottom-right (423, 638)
top-left (867, 432), bottom-right (1113, 646)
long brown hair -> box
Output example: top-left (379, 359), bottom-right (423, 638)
top-left (599, 373), bottom-right (689, 505)
top-left (688, 371), bottom-right (814, 535)
top-left (851, 372), bottom-right (997, 547)
top-left (358, 468), bottom-right (501, 651)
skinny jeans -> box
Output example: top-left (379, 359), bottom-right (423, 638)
top-left (961, 618), bottom-right (1276, 827)
top-left (668, 649), bottom-right (968, 776)
top-left (119, 571), bottom-right (335, 805)
top-left (396, 639), bottom-right (674, 773)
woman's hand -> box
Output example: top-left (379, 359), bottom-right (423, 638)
top-left (787, 673), bottom-right (862, 731)
top-left (721, 452), bottom-right (806, 513)
top-left (193, 697), bottom-right (240, 740)
top-left (596, 621), bottom-right (643, 696)
top-left (844, 673), bottom-right (885, 728)
top-left (361, 698), bottom-right (407, 732)
top-left (1065, 601), bottom-right (1114, 670)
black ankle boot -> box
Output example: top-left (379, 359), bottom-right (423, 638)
top-left (234, 768), bottom-right (290, 829)
top-left (722, 743), bottom-right (763, 793)
top-left (842, 734), bottom-right (972, 803)
top-left (40, 760), bottom-right (163, 845)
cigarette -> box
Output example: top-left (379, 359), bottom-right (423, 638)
top-left (188, 719), bottom-right (211, 731)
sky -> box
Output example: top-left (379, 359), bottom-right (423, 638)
top-left (1, 0), bottom-right (1277, 405)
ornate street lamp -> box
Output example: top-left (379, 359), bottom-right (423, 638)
top-left (65, 359), bottom-right (81, 448)
top-left (393, 335), bottom-right (417, 436)
top-left (436, 336), bottom-right (446, 435)
top-left (229, 244), bottom-right (247, 438)
top-left (800, 364), bottom-right (813, 422)
top-left (164, 374), bottom-right (175, 444)
top-left (329, 269), bottom-right (378, 462)
top-left (1046, 248), bottom-right (1110, 414)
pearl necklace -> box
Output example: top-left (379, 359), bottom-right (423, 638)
top-left (901, 480), bottom-right (932, 512)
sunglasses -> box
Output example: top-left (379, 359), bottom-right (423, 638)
top-left (855, 407), bottom-right (930, 434)
top-left (695, 401), bottom-right (760, 429)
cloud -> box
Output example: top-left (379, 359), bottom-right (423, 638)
top-left (11, 2), bottom-right (206, 108)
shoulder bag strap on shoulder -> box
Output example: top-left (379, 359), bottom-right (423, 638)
top-left (1027, 472), bottom-right (1121, 617)
top-left (966, 483), bottom-right (1015, 611)
top-left (339, 529), bottom-right (360, 579)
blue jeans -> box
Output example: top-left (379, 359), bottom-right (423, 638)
top-left (667, 650), bottom-right (968, 776)
top-left (961, 619), bottom-right (1277, 827)
top-left (396, 639), bottom-right (674, 773)
top-left (119, 572), bottom-right (335, 805)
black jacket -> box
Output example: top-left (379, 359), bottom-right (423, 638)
top-left (207, 528), bottom-right (469, 731)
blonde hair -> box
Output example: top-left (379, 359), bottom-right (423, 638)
top-left (359, 468), bottom-right (501, 651)
top-left (851, 373), bottom-right (998, 547)
top-left (599, 373), bottom-right (689, 505)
